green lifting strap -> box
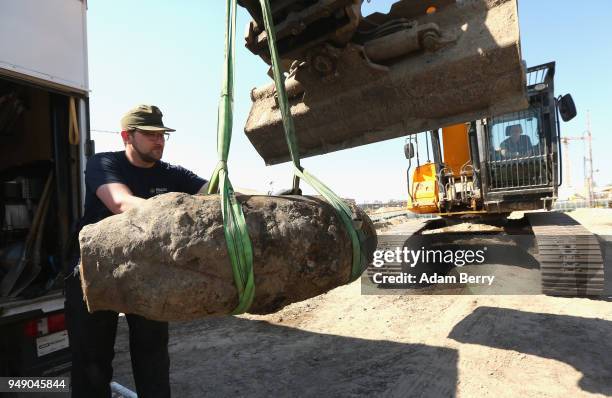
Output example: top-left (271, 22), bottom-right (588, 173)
top-left (258, 0), bottom-right (368, 282)
top-left (208, 0), bottom-right (255, 315)
top-left (210, 0), bottom-right (369, 315)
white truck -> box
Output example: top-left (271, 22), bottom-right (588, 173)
top-left (0, 0), bottom-right (92, 377)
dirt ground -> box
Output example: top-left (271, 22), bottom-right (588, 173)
top-left (112, 209), bottom-right (612, 397)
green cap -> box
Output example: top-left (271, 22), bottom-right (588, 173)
top-left (120, 104), bottom-right (176, 132)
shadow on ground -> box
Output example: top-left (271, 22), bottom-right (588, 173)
top-left (448, 306), bottom-right (612, 396)
top-left (114, 316), bottom-right (458, 397)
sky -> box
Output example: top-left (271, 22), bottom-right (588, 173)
top-left (87, 0), bottom-right (612, 202)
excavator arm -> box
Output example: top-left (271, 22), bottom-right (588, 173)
top-left (238, 0), bottom-right (528, 164)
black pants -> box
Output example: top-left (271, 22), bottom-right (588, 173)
top-left (65, 268), bottom-right (171, 398)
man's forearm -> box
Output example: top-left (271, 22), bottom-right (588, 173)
top-left (116, 195), bottom-right (146, 214)
top-left (96, 183), bottom-right (146, 214)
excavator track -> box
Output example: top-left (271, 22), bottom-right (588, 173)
top-left (526, 212), bottom-right (605, 296)
top-left (367, 212), bottom-right (605, 297)
top-left (366, 219), bottom-right (431, 282)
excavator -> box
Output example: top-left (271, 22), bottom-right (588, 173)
top-left (400, 62), bottom-right (604, 296)
top-left (236, 0), bottom-right (605, 296)
top-left (405, 62), bottom-right (573, 217)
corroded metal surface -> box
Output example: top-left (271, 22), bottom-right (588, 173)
top-left (242, 0), bottom-right (527, 164)
top-left (78, 193), bottom-right (377, 321)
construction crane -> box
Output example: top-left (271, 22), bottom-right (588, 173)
top-left (561, 136), bottom-right (584, 189)
top-left (561, 112), bottom-right (595, 205)
top-left (585, 112), bottom-right (595, 206)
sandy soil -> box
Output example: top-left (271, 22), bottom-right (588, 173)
top-left (112, 210), bottom-right (612, 397)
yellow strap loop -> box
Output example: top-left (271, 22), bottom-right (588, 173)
top-left (68, 97), bottom-right (80, 145)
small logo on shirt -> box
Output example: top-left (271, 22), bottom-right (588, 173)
top-left (150, 187), bottom-right (169, 195)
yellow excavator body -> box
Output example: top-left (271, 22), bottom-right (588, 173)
top-left (441, 124), bottom-right (471, 178)
top-left (407, 123), bottom-right (473, 215)
top-left (407, 162), bottom-right (439, 214)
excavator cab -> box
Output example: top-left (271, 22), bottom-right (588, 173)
top-left (406, 62), bottom-right (576, 215)
top-left (238, 0), bottom-right (528, 165)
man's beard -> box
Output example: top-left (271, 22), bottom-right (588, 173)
top-left (133, 142), bottom-right (163, 163)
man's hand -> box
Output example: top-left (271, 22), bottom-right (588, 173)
top-left (96, 183), bottom-right (146, 214)
top-left (197, 181), bottom-right (210, 194)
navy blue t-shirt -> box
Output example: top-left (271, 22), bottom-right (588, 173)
top-left (79, 151), bottom-right (206, 231)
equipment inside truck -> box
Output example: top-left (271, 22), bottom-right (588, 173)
top-left (0, 76), bottom-right (84, 376)
top-left (0, 78), bottom-right (82, 299)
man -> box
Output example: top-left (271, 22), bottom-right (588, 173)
top-left (500, 124), bottom-right (534, 157)
top-left (65, 105), bottom-right (208, 398)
